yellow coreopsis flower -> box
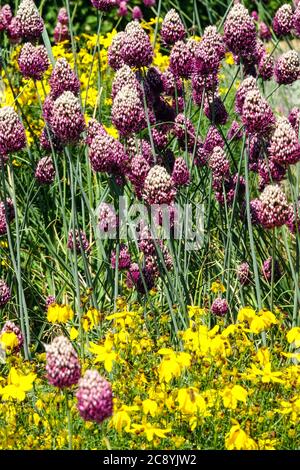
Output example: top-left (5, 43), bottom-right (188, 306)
top-left (111, 410), bottom-right (131, 433)
top-left (82, 307), bottom-right (101, 332)
top-left (142, 399), bottom-right (158, 417)
top-left (211, 281), bottom-right (226, 294)
top-left (89, 338), bottom-right (117, 372)
top-left (222, 385), bottom-right (248, 410)
top-left (0, 332), bottom-right (18, 354)
top-left (225, 422), bottom-right (257, 450)
top-left (157, 349), bottom-right (191, 383)
top-left (47, 304), bottom-right (74, 324)
top-left (237, 306), bottom-right (256, 323)
top-left (177, 387), bottom-right (207, 415)
top-left (0, 367), bottom-right (36, 402)
top-left (287, 327), bottom-right (300, 347)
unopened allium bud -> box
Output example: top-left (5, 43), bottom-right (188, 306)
top-left (122, 21), bottom-right (153, 67)
top-left (160, 9), bottom-right (186, 45)
top-left (262, 257), bottom-right (281, 282)
top-left (172, 157), bottom-right (190, 186)
top-left (15, 0), bottom-right (44, 40)
top-left (111, 244), bottom-right (131, 269)
top-left (50, 91), bottom-right (85, 144)
top-left (108, 32), bottom-right (126, 70)
top-left (211, 298), bottom-right (228, 316)
top-left (223, 4), bottom-right (256, 59)
top-left (0, 4), bottom-right (12, 31)
top-left (132, 6), bottom-right (142, 20)
top-left (0, 280), bottom-right (11, 308)
top-left (67, 229), bottom-right (89, 253)
top-left (76, 369), bottom-right (113, 423)
top-left (0, 198), bottom-right (14, 236)
top-left (268, 117), bottom-right (300, 166)
top-left (35, 156), bottom-right (55, 184)
top-left (143, 165), bottom-right (176, 205)
top-left (18, 43), bottom-right (49, 80)
top-left (143, 0), bottom-right (155, 6)
top-left (242, 89), bottom-right (275, 136)
top-left (259, 22), bottom-right (272, 41)
top-left (49, 58), bottom-right (80, 99)
top-left (112, 85), bottom-right (145, 136)
top-left (57, 7), bottom-right (68, 24)
top-left (274, 50), bottom-right (300, 85)
top-left (0, 106), bottom-right (26, 155)
top-left (118, 1), bottom-right (128, 17)
top-left (273, 4), bottom-right (293, 37)
top-left (235, 76), bottom-right (258, 115)
top-left (258, 184), bottom-right (290, 229)
top-left (46, 336), bottom-right (81, 388)
top-left (237, 262), bottom-right (252, 285)
top-left (0, 321), bottom-right (23, 352)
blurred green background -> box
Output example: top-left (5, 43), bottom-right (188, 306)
top-left (39, 0), bottom-right (284, 36)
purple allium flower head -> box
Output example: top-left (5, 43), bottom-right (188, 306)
top-left (143, 0), bottom-right (155, 6)
top-left (118, 1), bottom-right (128, 17)
top-left (0, 4), bottom-right (12, 31)
top-left (122, 21), bottom-right (153, 67)
top-left (112, 85), bottom-right (145, 136)
top-left (49, 58), bottom-right (80, 99)
top-left (126, 262), bottom-right (140, 288)
top-left (258, 52), bottom-right (274, 81)
top-left (215, 173), bottom-right (245, 206)
top-left (85, 118), bottom-right (106, 145)
top-left (35, 156), bottom-right (55, 185)
top-left (262, 257), bottom-right (281, 282)
top-left (42, 95), bottom-right (54, 124)
top-left (211, 298), bottom-right (228, 317)
top-left (194, 25), bottom-right (225, 74)
top-left (286, 202), bottom-right (300, 234)
top-left (98, 203), bottom-right (118, 234)
top-left (91, 0), bottom-right (116, 11)
top-left (0, 280), bottom-right (11, 308)
top-left (203, 126), bottom-right (224, 155)
top-left (46, 336), bottom-right (81, 388)
top-left (194, 141), bottom-right (208, 167)
top-left (111, 244), bottom-right (131, 269)
top-left (237, 262), bottom-right (252, 285)
top-left (161, 69), bottom-right (182, 96)
top-left (0, 198), bottom-right (14, 236)
top-left (89, 131), bottom-right (127, 174)
top-left (0, 106), bottom-right (26, 155)
top-left (251, 11), bottom-right (259, 22)
top-left (223, 4), bottom-right (256, 59)
top-left (18, 43), bottom-right (49, 80)
top-left (273, 4), bottom-right (293, 37)
top-left (294, 5), bottom-right (300, 36)
top-left (45, 295), bottom-right (56, 309)
top-left (173, 113), bottom-right (196, 150)
top-left (235, 76), bottom-right (258, 115)
top-left (127, 154), bottom-right (150, 197)
top-left (76, 370), bottom-right (113, 423)
top-left (258, 184), bottom-right (290, 229)
top-left (274, 50), bottom-right (300, 85)
top-left (160, 9), bottom-right (185, 45)
top-left (258, 158), bottom-right (286, 190)
top-left (288, 107), bottom-right (300, 133)
top-left (209, 146), bottom-right (230, 180)
top-left (169, 40), bottom-right (194, 79)
top-left (259, 22), bottom-right (272, 41)
top-left (242, 89), bottom-right (275, 136)
top-left (7, 17), bottom-right (22, 44)
top-left (67, 229), bottom-right (90, 253)
top-left (192, 72), bottom-right (218, 102)
top-left (136, 266), bottom-right (155, 294)
top-left (227, 120), bottom-right (243, 141)
top-left (50, 91), bottom-right (85, 144)
top-left (54, 22), bottom-right (70, 43)
top-left (143, 165), bottom-right (176, 205)
top-left (172, 157), bottom-right (190, 186)
top-left (0, 321), bottom-right (23, 352)
top-left (245, 198), bottom-right (263, 225)
top-left (15, 0), bottom-right (44, 40)
top-left (111, 65), bottom-right (141, 99)
top-left (204, 94), bottom-right (228, 125)
top-left (57, 7), bottom-right (68, 24)
top-left (108, 32), bottom-right (126, 70)
top-left (132, 6), bottom-right (142, 20)
top-left (268, 117), bottom-right (300, 166)
top-left (152, 128), bottom-right (168, 150)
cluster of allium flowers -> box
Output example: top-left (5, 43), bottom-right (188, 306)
top-left (242, 89), bottom-right (275, 136)
top-left (235, 76), bottom-right (258, 115)
top-left (0, 321), bottom-right (23, 353)
top-left (211, 298), bottom-right (228, 317)
top-left (0, 106), bottom-right (26, 155)
top-left (108, 32), bottom-right (126, 70)
top-left (7, 17), bottom-right (22, 43)
top-left (111, 244), bottom-right (131, 269)
top-left (203, 126), bottom-right (224, 155)
top-left (160, 9), bottom-right (186, 45)
top-left (223, 4), bottom-right (256, 59)
top-left (76, 369), bottom-right (113, 424)
top-left (98, 203), bottom-right (118, 233)
top-left (121, 21), bottom-right (153, 67)
top-left (288, 107), bottom-right (300, 133)
top-left (57, 7), bottom-right (68, 24)
top-left (15, 0), bottom-right (44, 40)
top-left (35, 156), bottom-right (55, 184)
top-left (0, 280), bottom-right (11, 308)
top-left (258, 184), bottom-right (290, 229)
top-left (268, 117), bottom-right (300, 166)
top-left (89, 131), bottom-right (127, 174)
top-left (111, 85), bottom-right (145, 136)
top-left (274, 50), bottom-right (300, 85)
top-left (262, 257), bottom-right (281, 282)
top-left (91, 0), bottom-right (116, 10)
top-left (237, 262), bottom-right (252, 285)
top-left (54, 22), bottom-right (70, 43)
top-left (258, 51), bottom-right (274, 81)
top-left (273, 4), bottom-right (293, 36)
top-left (209, 146), bottom-right (230, 180)
top-left (18, 43), bottom-right (49, 80)
top-left (49, 59), bottom-right (80, 99)
top-left (194, 26), bottom-right (225, 74)
top-left (50, 91), bottom-right (85, 144)
top-left (127, 155), bottom-right (150, 198)
top-left (169, 40), bottom-right (194, 79)
top-left (0, 4), bottom-right (12, 31)
top-left (85, 118), bottom-right (106, 145)
top-left (227, 121), bottom-right (242, 141)
top-left (294, 5), bottom-right (300, 36)
top-left (172, 157), bottom-right (190, 187)
top-left (111, 65), bottom-right (141, 99)
top-left (259, 21), bottom-right (272, 41)
top-left (143, 165), bottom-right (176, 205)
top-left (46, 336), bottom-right (81, 388)
top-left (258, 158), bottom-right (286, 190)
top-left (204, 94), bottom-right (228, 125)
top-left (173, 113), bottom-right (195, 150)
top-left (0, 199), bottom-right (14, 236)
top-left (67, 229), bottom-right (89, 253)
top-left (152, 128), bottom-right (168, 150)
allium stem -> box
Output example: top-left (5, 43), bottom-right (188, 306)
top-left (64, 390), bottom-right (73, 450)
